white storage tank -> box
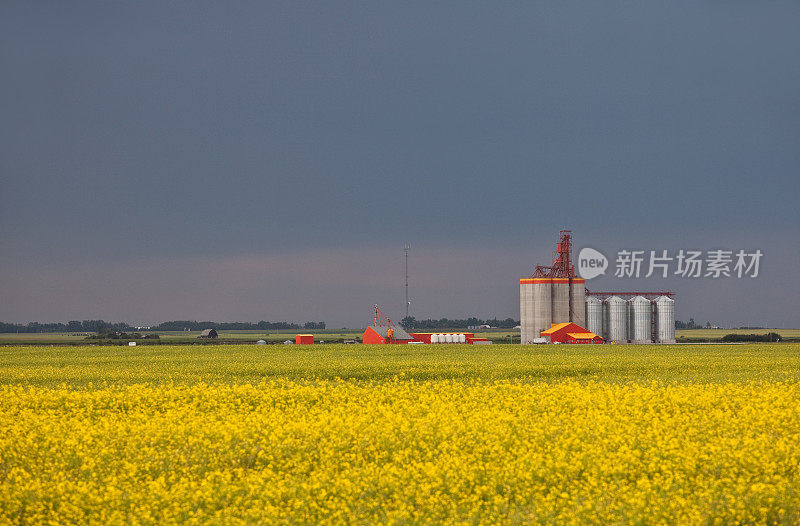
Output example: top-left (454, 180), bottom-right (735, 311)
top-left (457, 334), bottom-right (466, 343)
top-left (655, 296), bottom-right (676, 343)
top-left (630, 296), bottom-right (652, 343)
top-left (445, 333), bottom-right (454, 343)
top-left (585, 296), bottom-right (603, 338)
top-left (605, 296), bottom-right (628, 343)
top-left (430, 334), bottom-right (439, 344)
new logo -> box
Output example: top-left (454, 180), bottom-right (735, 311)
top-left (578, 247), bottom-right (608, 280)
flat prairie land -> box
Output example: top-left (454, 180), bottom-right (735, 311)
top-left (676, 328), bottom-right (800, 339)
top-left (2, 344), bottom-right (799, 524)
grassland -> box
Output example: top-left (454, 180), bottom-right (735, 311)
top-left (676, 328), bottom-right (800, 339)
top-left (2, 344), bottom-right (800, 524)
top-left (2, 327), bottom-right (798, 345)
top-left (0, 329), bottom-right (520, 345)
top-left (0, 330), bottom-right (364, 346)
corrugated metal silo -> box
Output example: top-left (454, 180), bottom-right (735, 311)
top-left (630, 296), bottom-right (653, 343)
top-left (655, 296), bottom-right (676, 343)
top-left (585, 296), bottom-right (603, 338)
top-left (605, 296), bottom-right (627, 342)
top-left (533, 279), bottom-right (552, 340)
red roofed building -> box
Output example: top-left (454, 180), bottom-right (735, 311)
top-left (565, 332), bottom-right (603, 344)
top-left (540, 322), bottom-right (603, 344)
top-left (362, 325), bottom-right (415, 344)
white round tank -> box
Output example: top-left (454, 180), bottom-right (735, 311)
top-left (655, 296), bottom-right (676, 343)
top-left (630, 296), bottom-right (652, 343)
top-left (605, 296), bottom-right (627, 342)
top-left (430, 334), bottom-right (439, 344)
top-left (445, 333), bottom-right (454, 343)
top-left (458, 333), bottom-right (466, 343)
top-left (585, 296), bottom-right (603, 338)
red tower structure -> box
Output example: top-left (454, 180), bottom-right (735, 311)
top-left (362, 304), bottom-right (415, 344)
top-left (531, 230), bottom-right (575, 278)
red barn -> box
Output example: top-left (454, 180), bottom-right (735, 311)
top-left (540, 322), bottom-right (602, 344)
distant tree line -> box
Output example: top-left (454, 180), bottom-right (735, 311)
top-left (676, 320), bottom-right (770, 330)
top-left (0, 320), bottom-right (326, 333)
top-left (0, 320), bottom-right (132, 333)
top-left (149, 321), bottom-right (326, 331)
top-left (675, 319), bottom-right (713, 329)
top-left (721, 332), bottom-right (781, 343)
top-left (400, 317), bottom-right (519, 330)
top-left (86, 330), bottom-right (159, 340)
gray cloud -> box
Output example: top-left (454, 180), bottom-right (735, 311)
top-left (1, 2), bottom-right (799, 326)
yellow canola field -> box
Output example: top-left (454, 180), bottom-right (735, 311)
top-left (1, 380), bottom-right (799, 525)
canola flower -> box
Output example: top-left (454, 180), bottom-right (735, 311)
top-left (1, 377), bottom-right (799, 524)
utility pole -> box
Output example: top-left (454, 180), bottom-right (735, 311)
top-left (404, 243), bottom-right (410, 318)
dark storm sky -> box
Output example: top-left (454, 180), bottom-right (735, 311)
top-left (1, 2), bottom-right (799, 328)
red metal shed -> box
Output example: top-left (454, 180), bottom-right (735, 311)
top-left (296, 334), bottom-right (314, 345)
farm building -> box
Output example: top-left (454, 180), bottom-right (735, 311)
top-left (363, 325), bottom-right (415, 344)
top-left (296, 334), bottom-right (314, 345)
top-left (362, 305), bottom-right (492, 345)
top-left (407, 332), bottom-right (481, 344)
top-left (565, 332), bottom-right (604, 344)
top-left (540, 322), bottom-right (602, 344)
top-left (199, 329), bottom-right (218, 339)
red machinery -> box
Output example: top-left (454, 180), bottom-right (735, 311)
top-left (531, 230), bottom-right (575, 278)
top-left (362, 304), bottom-right (415, 344)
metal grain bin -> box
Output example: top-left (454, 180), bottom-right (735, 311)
top-left (655, 296), bottom-right (676, 343)
top-left (585, 296), bottom-right (603, 338)
top-left (629, 296), bottom-right (652, 343)
top-left (605, 296), bottom-right (628, 343)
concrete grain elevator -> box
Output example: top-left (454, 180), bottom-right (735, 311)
top-left (521, 230), bottom-right (676, 344)
top-left (520, 231), bottom-right (586, 344)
